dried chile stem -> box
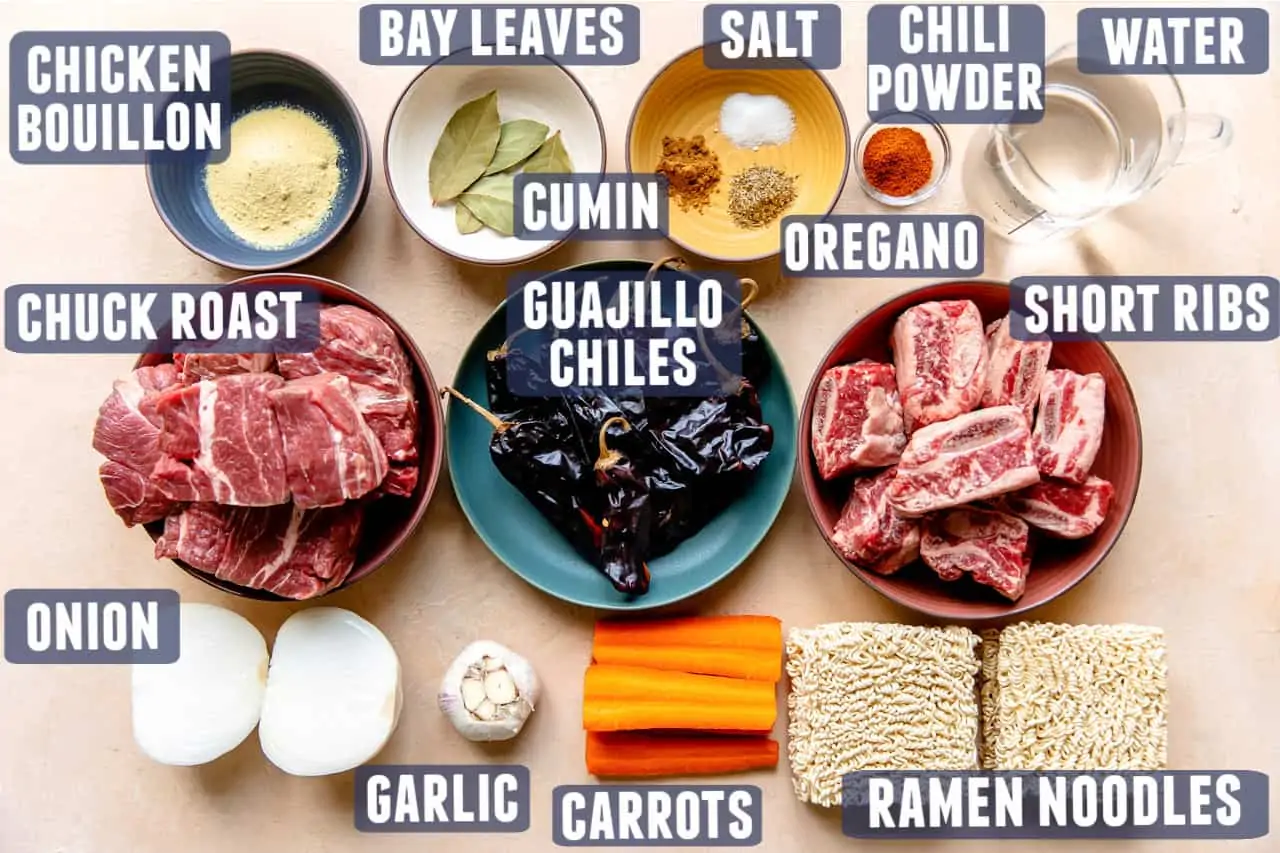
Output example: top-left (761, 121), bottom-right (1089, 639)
top-left (737, 277), bottom-right (760, 339)
top-left (644, 255), bottom-right (687, 288)
top-left (487, 326), bottom-right (532, 361)
top-left (595, 416), bottom-right (632, 471)
top-left (693, 276), bottom-right (762, 393)
top-left (441, 386), bottom-right (509, 432)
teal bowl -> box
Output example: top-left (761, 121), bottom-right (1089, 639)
top-left (445, 260), bottom-right (797, 610)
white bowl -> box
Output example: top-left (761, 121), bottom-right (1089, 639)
top-left (384, 56), bottom-right (606, 266)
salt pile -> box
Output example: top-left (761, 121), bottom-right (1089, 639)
top-left (719, 93), bottom-right (795, 150)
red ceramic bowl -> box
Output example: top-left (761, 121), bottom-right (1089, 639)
top-left (799, 281), bottom-right (1142, 621)
top-left (134, 273), bottom-right (444, 601)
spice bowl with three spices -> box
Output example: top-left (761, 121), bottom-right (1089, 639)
top-left (627, 44), bottom-right (850, 263)
top-left (853, 111), bottom-right (951, 207)
top-left (384, 49), bottom-right (606, 266)
top-left (147, 49), bottom-right (372, 271)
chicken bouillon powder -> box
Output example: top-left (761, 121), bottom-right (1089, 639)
top-left (205, 106), bottom-right (342, 249)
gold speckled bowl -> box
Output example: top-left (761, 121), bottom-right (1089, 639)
top-left (627, 46), bottom-right (850, 263)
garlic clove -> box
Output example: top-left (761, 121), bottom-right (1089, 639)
top-left (460, 677), bottom-right (487, 712)
top-left (483, 656), bottom-right (504, 672)
top-left (484, 668), bottom-right (519, 705)
top-left (474, 699), bottom-right (498, 721)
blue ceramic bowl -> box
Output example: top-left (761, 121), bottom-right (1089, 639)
top-left (445, 260), bottom-right (798, 610)
top-left (146, 50), bottom-right (371, 271)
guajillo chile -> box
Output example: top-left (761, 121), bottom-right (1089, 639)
top-left (594, 417), bottom-right (652, 596)
top-left (441, 387), bottom-right (598, 561)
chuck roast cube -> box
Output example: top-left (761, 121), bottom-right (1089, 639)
top-left (982, 315), bottom-right (1052, 419)
top-left (1032, 370), bottom-right (1107, 484)
top-left (277, 305), bottom-right (419, 496)
top-left (998, 475), bottom-right (1115, 539)
top-left (269, 373), bottom-right (389, 509)
top-left (152, 374), bottom-right (291, 506)
top-left (810, 360), bottom-right (907, 480)
top-left (921, 508), bottom-right (1032, 600)
top-left (93, 363), bottom-right (185, 524)
top-left (92, 363), bottom-right (183, 472)
top-left (887, 405), bottom-right (1040, 517)
top-left (155, 501), bottom-right (365, 599)
top-left (98, 460), bottom-right (177, 526)
top-left (891, 300), bottom-right (989, 432)
top-left (179, 352), bottom-right (275, 382)
top-left (830, 467), bottom-right (921, 575)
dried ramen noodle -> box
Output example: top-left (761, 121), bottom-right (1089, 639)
top-left (981, 622), bottom-right (1168, 770)
top-left (785, 622), bottom-right (981, 807)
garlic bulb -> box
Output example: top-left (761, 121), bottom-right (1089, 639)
top-left (438, 640), bottom-right (540, 742)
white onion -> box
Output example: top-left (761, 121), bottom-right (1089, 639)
top-left (258, 607), bottom-right (402, 776)
top-left (131, 602), bottom-right (268, 766)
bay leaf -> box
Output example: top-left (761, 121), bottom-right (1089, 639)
top-left (522, 130), bottom-right (574, 174)
top-left (459, 173), bottom-right (515, 236)
top-left (429, 90), bottom-right (501, 203)
top-left (455, 202), bottom-right (484, 234)
top-left (483, 119), bottom-right (549, 175)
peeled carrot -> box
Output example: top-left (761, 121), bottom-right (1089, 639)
top-left (591, 643), bottom-right (782, 683)
top-left (586, 732), bottom-right (779, 778)
top-left (583, 698), bottom-right (776, 733)
top-left (584, 664), bottom-right (776, 706)
top-left (593, 615), bottom-right (782, 652)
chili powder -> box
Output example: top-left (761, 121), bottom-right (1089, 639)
top-left (862, 127), bottom-right (933, 198)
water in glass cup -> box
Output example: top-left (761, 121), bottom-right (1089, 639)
top-left (964, 45), bottom-right (1232, 243)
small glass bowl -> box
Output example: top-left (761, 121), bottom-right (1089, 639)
top-left (853, 112), bottom-right (951, 207)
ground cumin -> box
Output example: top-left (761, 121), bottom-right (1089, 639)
top-left (862, 127), bottom-right (933, 198)
top-left (655, 135), bottom-right (721, 212)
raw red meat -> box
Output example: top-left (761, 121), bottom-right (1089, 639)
top-left (997, 475), bottom-right (1114, 539)
top-left (921, 508), bottom-right (1031, 600)
top-left (155, 501), bottom-right (364, 599)
top-left (887, 405), bottom-right (1040, 516)
top-left (93, 364), bottom-right (185, 525)
top-left (891, 300), bottom-right (989, 432)
top-left (269, 373), bottom-right (389, 509)
top-left (92, 363), bottom-right (182, 472)
top-left (982, 315), bottom-right (1052, 418)
top-left (810, 360), bottom-right (906, 480)
top-left (179, 352), bottom-right (274, 382)
top-left (1032, 369), bottom-right (1106, 484)
top-left (277, 306), bottom-right (419, 496)
top-left (98, 461), bottom-right (176, 526)
top-left (152, 374), bottom-right (291, 506)
top-left (830, 467), bottom-right (920, 574)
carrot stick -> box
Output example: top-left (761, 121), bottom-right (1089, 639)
top-left (586, 732), bottom-right (779, 778)
top-left (583, 698), bottom-right (776, 733)
top-left (593, 616), bottom-right (782, 652)
top-left (584, 664), bottom-right (776, 706)
top-left (590, 643), bottom-right (782, 683)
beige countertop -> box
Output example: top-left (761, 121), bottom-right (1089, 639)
top-left (2, 1), bottom-right (1278, 851)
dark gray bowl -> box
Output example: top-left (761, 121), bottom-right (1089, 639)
top-left (146, 50), bottom-right (371, 271)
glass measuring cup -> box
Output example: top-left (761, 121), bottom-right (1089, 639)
top-left (963, 42), bottom-right (1234, 242)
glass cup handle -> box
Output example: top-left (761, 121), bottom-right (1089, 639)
top-left (1176, 113), bottom-right (1234, 165)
